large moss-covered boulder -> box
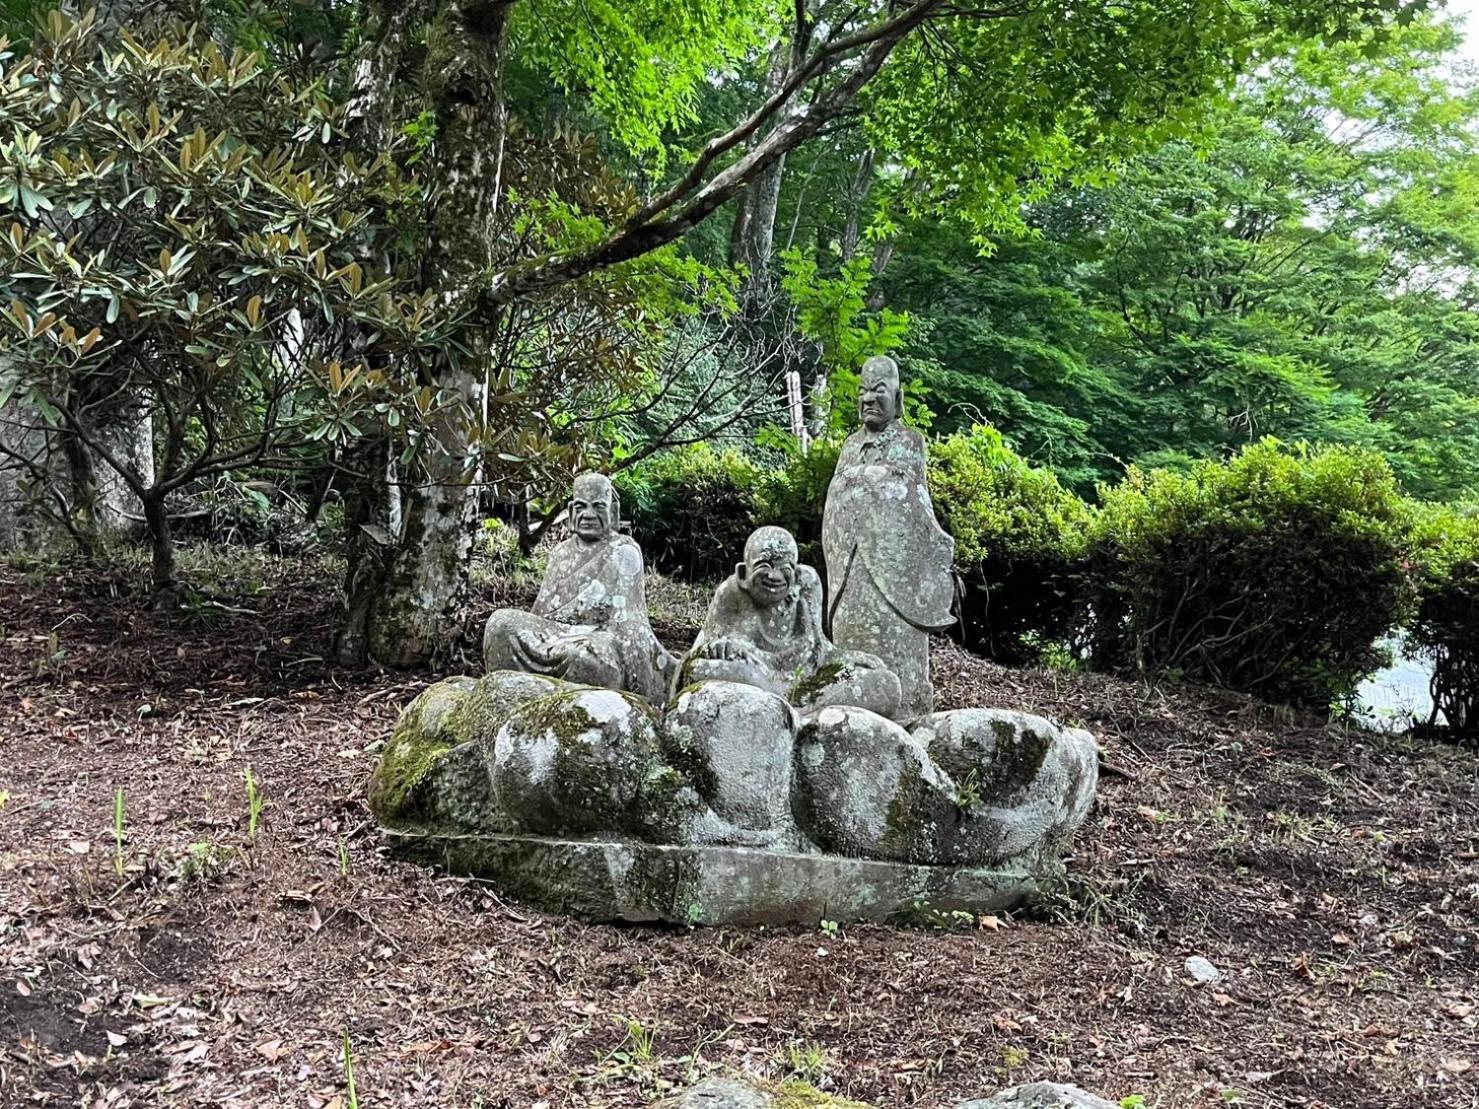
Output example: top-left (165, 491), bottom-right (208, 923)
top-left (912, 709), bottom-right (1098, 866)
top-left (368, 677), bottom-right (497, 830)
top-left (794, 706), bottom-right (959, 863)
top-left (663, 681), bottom-right (798, 844)
top-left (491, 688), bottom-right (666, 836)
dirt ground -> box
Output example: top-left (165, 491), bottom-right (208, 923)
top-left (2, 550), bottom-right (1477, 1109)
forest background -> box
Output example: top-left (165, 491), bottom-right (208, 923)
top-left (1, 0), bottom-right (1476, 738)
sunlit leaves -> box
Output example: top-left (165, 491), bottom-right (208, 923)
top-left (512, 0), bottom-right (784, 165)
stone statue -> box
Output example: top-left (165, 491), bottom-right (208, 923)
top-left (684, 526), bottom-right (901, 718)
top-left (376, 416), bottom-right (1100, 928)
top-left (482, 472), bottom-right (672, 702)
top-left (823, 355), bottom-right (955, 719)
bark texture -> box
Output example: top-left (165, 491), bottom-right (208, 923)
top-left (340, 0), bottom-right (513, 667)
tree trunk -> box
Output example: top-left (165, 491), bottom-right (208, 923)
top-left (0, 396), bottom-right (142, 555)
top-left (730, 41), bottom-right (799, 296)
top-left (839, 148), bottom-right (876, 262)
top-left (91, 399), bottom-right (153, 542)
top-left (141, 490), bottom-right (178, 609)
top-left (0, 399), bottom-right (62, 550)
top-left (365, 397), bottom-right (481, 665)
top-left (338, 0), bottom-right (511, 668)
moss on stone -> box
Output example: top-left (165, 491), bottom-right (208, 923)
top-left (665, 680), bottom-right (709, 714)
top-left (617, 843), bottom-right (702, 919)
top-left (657, 718), bottom-right (720, 805)
top-left (883, 759), bottom-right (925, 841)
top-left (635, 764), bottom-right (700, 840)
top-left (977, 721), bottom-right (1053, 798)
top-left (368, 681), bottom-right (475, 824)
top-left (496, 689), bottom-right (664, 836)
top-left (450, 672), bottom-right (565, 754)
top-left (790, 661), bottom-right (847, 705)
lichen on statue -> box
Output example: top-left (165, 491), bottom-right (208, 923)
top-left (483, 473), bottom-right (672, 702)
top-left (822, 355), bottom-right (956, 719)
top-left (684, 525), bottom-right (902, 719)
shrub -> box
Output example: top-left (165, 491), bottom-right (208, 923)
top-left (750, 431), bottom-right (842, 567)
top-left (927, 426), bottom-right (1091, 664)
top-left (615, 445), bottom-right (760, 581)
top-left (1084, 439), bottom-right (1414, 710)
top-left (1407, 504), bottom-right (1479, 737)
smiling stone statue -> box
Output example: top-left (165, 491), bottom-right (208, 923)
top-left (482, 472), bottom-right (672, 702)
top-left (684, 525), bottom-right (901, 718)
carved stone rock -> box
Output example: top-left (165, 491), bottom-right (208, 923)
top-left (482, 473), bottom-right (672, 701)
top-left (663, 680), bottom-right (798, 845)
top-left (794, 705), bottom-right (959, 863)
top-left (685, 525), bottom-right (901, 719)
top-left (912, 708), bottom-right (1099, 866)
top-left (956, 1085), bottom-right (1118, 1109)
top-left (367, 676), bottom-right (495, 832)
top-left (490, 687), bottom-right (665, 837)
top-left (822, 355), bottom-right (955, 719)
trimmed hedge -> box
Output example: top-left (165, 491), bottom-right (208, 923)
top-left (613, 432), bottom-right (1474, 723)
top-left (615, 445), bottom-right (761, 581)
top-left (1408, 504), bottom-right (1479, 736)
top-left (927, 426), bottom-right (1089, 664)
top-left (1083, 439), bottom-right (1415, 710)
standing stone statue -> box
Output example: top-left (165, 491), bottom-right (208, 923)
top-left (822, 355), bottom-right (955, 719)
top-left (483, 473), bottom-right (672, 702)
top-left (684, 526), bottom-right (901, 718)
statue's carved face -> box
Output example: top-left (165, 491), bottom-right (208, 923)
top-left (571, 477), bottom-right (616, 543)
top-left (740, 528), bottom-right (798, 609)
top-left (859, 362), bottom-right (900, 431)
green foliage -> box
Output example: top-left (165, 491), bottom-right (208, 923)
top-left (1085, 439), bottom-right (1415, 709)
top-left (113, 787), bottom-right (125, 878)
top-left (511, 0), bottom-right (782, 165)
top-left (616, 445), bottom-right (761, 581)
top-left (1406, 504), bottom-right (1479, 735)
top-left (781, 249), bottom-right (911, 369)
top-left (881, 15), bottom-right (1479, 502)
top-left (244, 766), bottom-right (263, 845)
top-left (0, 12), bottom-right (447, 516)
top-left (750, 430), bottom-right (841, 564)
top-left (881, 225), bottom-right (1116, 490)
top-left (928, 426), bottom-right (1091, 664)
top-left (175, 839), bottom-right (235, 883)
top-left (863, 0), bottom-right (1416, 244)
top-left (779, 250), bottom-right (915, 439)
top-left (341, 1030), bottom-right (359, 1109)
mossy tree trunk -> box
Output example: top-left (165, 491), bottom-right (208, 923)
top-left (339, 0), bottom-right (512, 667)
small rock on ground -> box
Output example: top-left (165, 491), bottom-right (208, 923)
top-left (956, 1083), bottom-right (1119, 1109)
top-left (663, 1078), bottom-right (774, 1108)
top-left (1184, 955), bottom-right (1221, 983)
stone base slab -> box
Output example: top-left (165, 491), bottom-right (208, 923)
top-left (382, 829), bottom-right (1038, 925)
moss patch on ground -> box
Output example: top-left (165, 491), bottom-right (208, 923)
top-left (767, 1080), bottom-right (874, 1108)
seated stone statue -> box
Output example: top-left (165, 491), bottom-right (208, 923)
top-left (483, 473), bottom-right (672, 703)
top-left (684, 526), bottom-right (902, 719)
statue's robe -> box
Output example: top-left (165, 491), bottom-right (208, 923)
top-left (822, 419), bottom-right (955, 718)
top-left (686, 565), bottom-right (900, 718)
top-left (483, 533), bottom-right (671, 702)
